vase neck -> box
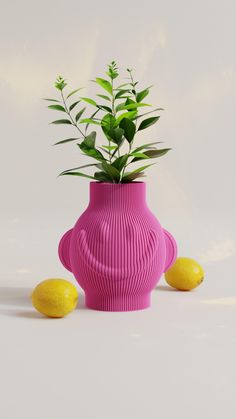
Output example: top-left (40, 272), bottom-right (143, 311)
top-left (88, 182), bottom-right (146, 209)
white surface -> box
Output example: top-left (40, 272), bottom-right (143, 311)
top-left (1, 0), bottom-right (236, 417)
top-left (0, 264), bottom-right (236, 419)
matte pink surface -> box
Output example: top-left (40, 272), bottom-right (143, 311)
top-left (59, 182), bottom-right (177, 311)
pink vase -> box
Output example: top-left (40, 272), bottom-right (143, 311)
top-left (58, 182), bottom-right (177, 311)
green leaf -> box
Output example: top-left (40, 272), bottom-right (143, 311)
top-left (81, 148), bottom-right (105, 161)
top-left (98, 147), bottom-right (110, 156)
top-left (78, 143), bottom-right (105, 162)
top-left (106, 61), bottom-right (119, 80)
top-left (112, 154), bottom-right (129, 171)
top-left (95, 163), bottom-right (103, 170)
top-left (135, 108), bottom-right (164, 120)
top-left (115, 111), bottom-right (137, 126)
top-left (96, 94), bottom-right (111, 101)
top-left (95, 78), bottom-right (112, 95)
top-left (50, 119), bottom-right (72, 125)
top-left (125, 102), bottom-right (150, 109)
top-left (106, 62), bottom-right (119, 80)
top-left (125, 97), bottom-right (135, 105)
top-left (116, 83), bottom-right (131, 88)
top-left (97, 105), bottom-right (113, 113)
top-left (55, 76), bottom-right (67, 91)
top-left (131, 149), bottom-right (171, 162)
top-left (59, 171), bottom-right (95, 180)
top-left (144, 148), bottom-right (171, 158)
top-left (116, 102), bottom-right (150, 112)
top-left (138, 116), bottom-right (160, 131)
top-left (82, 131), bottom-right (96, 149)
top-left (111, 137), bottom-right (125, 157)
top-left (114, 96), bottom-right (131, 100)
top-left (106, 71), bottom-right (118, 80)
top-left (80, 118), bottom-right (101, 125)
top-left (119, 118), bottom-right (136, 143)
top-left (130, 152), bottom-right (149, 159)
top-left (115, 102), bottom-right (126, 112)
top-left (133, 142), bottom-right (163, 153)
top-left (75, 107), bottom-right (86, 122)
top-left (136, 88), bottom-right (149, 103)
top-left (69, 101), bottom-right (80, 111)
top-left (102, 161), bottom-right (120, 181)
top-left (107, 127), bottom-right (124, 145)
top-left (101, 113), bottom-right (116, 129)
top-left (94, 171), bottom-right (113, 182)
top-left (123, 97), bottom-right (136, 109)
top-left (101, 145), bottom-right (117, 150)
top-left (101, 113), bottom-right (116, 139)
top-left (121, 172), bottom-right (146, 182)
top-left (85, 109), bottom-right (100, 133)
top-left (43, 98), bottom-right (60, 102)
top-left (80, 97), bottom-right (97, 107)
top-left (60, 163), bottom-right (99, 174)
top-left (48, 104), bottom-right (66, 112)
top-left (123, 163), bottom-right (154, 179)
top-left (115, 89), bottom-right (131, 99)
top-left (66, 88), bottom-right (84, 99)
top-left (54, 137), bottom-right (80, 145)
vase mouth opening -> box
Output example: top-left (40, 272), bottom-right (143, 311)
top-left (89, 181), bottom-right (146, 206)
top-left (90, 181), bottom-right (145, 185)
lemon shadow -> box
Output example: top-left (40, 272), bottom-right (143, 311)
top-left (0, 286), bottom-right (88, 317)
top-left (8, 310), bottom-right (48, 319)
top-left (155, 284), bottom-right (186, 292)
top-left (0, 287), bottom-right (32, 307)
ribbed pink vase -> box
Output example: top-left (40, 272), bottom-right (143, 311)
top-left (58, 182), bottom-right (177, 311)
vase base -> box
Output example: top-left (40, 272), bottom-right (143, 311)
top-left (85, 293), bottom-right (151, 312)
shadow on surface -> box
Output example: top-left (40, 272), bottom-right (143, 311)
top-left (0, 287), bottom-right (32, 307)
top-left (6, 310), bottom-right (47, 319)
top-left (78, 292), bottom-right (87, 310)
top-left (155, 285), bottom-right (182, 292)
top-left (0, 286), bottom-right (87, 317)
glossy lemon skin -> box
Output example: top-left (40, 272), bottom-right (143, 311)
top-left (165, 257), bottom-right (204, 291)
top-left (31, 279), bottom-right (78, 317)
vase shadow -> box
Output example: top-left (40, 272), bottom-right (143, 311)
top-left (155, 284), bottom-right (180, 292)
top-left (78, 292), bottom-right (87, 310)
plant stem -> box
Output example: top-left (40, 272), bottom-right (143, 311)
top-left (108, 78), bottom-right (117, 163)
top-left (120, 69), bottom-right (138, 180)
top-left (120, 143), bottom-right (132, 180)
top-left (111, 78), bottom-right (116, 116)
top-left (61, 90), bottom-right (85, 138)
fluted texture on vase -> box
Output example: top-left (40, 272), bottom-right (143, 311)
top-left (59, 182), bottom-right (177, 311)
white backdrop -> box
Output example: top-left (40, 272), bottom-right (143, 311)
top-left (0, 1), bottom-right (236, 418)
top-left (1, 0), bottom-right (235, 281)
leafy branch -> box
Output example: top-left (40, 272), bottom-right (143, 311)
top-left (45, 63), bottom-right (171, 183)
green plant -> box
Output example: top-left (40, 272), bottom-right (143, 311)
top-left (45, 61), bottom-right (171, 183)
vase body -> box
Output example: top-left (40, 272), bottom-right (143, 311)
top-left (58, 182), bottom-right (177, 311)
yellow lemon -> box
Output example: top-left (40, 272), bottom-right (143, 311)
top-left (165, 257), bottom-right (204, 291)
top-left (31, 279), bottom-right (78, 317)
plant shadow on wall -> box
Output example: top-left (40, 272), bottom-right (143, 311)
top-left (45, 61), bottom-right (171, 182)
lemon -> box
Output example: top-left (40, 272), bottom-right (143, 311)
top-left (31, 279), bottom-right (78, 317)
top-left (165, 257), bottom-right (204, 291)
